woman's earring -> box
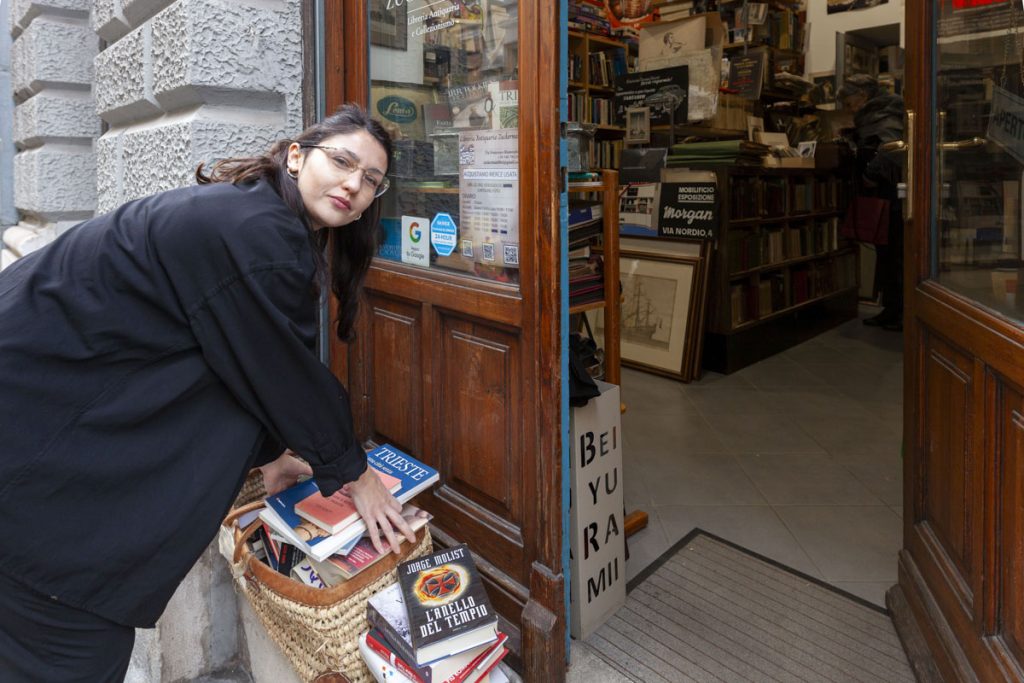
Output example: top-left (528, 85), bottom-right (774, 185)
top-left (287, 167), bottom-right (298, 179)
top-left (356, 213), bottom-right (362, 220)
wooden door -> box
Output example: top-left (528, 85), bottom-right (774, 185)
top-left (323, 2), bottom-right (565, 680)
top-left (892, 2), bottom-right (1024, 680)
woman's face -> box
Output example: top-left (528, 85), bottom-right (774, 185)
top-left (287, 130), bottom-right (389, 231)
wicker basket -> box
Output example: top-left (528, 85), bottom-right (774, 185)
top-left (222, 498), bottom-right (432, 682)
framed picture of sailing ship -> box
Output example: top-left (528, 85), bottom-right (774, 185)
top-left (596, 252), bottom-right (699, 377)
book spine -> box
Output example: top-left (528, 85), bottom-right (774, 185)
top-left (364, 630), bottom-right (428, 683)
top-left (276, 543), bottom-right (302, 576)
top-left (366, 602), bottom-right (421, 673)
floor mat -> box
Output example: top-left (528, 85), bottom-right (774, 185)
top-left (586, 530), bottom-right (914, 682)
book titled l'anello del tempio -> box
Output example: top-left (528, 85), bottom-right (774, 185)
top-left (397, 543), bottom-right (499, 665)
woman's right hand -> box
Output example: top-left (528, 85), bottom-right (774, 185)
top-left (345, 467), bottom-right (417, 555)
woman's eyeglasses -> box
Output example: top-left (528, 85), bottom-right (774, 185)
top-left (299, 144), bottom-right (391, 198)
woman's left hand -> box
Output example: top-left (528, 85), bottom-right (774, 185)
top-left (260, 450), bottom-right (313, 496)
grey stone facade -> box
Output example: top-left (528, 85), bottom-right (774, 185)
top-left (6, 0), bottom-right (306, 679)
top-left (1, 2), bottom-right (16, 231)
top-left (5, 0), bottom-right (96, 265)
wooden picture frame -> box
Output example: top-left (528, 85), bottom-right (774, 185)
top-left (625, 106), bottom-right (651, 144)
top-left (370, 0), bottom-right (408, 51)
top-left (590, 247), bottom-right (708, 380)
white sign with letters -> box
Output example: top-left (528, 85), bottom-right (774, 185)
top-left (988, 86), bottom-right (1024, 166)
top-left (569, 381), bottom-right (626, 639)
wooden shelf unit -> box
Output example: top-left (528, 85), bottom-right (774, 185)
top-left (703, 166), bottom-right (859, 374)
top-left (569, 169), bottom-right (620, 386)
top-left (567, 30), bottom-right (629, 169)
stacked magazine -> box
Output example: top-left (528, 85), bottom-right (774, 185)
top-left (251, 444), bottom-right (439, 587)
top-left (360, 544), bottom-right (509, 683)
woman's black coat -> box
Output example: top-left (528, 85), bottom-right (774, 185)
top-left (0, 180), bottom-right (365, 627)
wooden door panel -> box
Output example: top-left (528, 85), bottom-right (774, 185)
top-left (919, 331), bottom-right (977, 614)
top-left (994, 382), bottom-right (1024, 675)
top-left (363, 292), bottom-right (424, 456)
top-left (437, 312), bottom-right (522, 523)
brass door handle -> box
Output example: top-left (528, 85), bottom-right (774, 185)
top-left (938, 137), bottom-right (986, 151)
top-left (880, 140), bottom-right (908, 153)
top-left (907, 111), bottom-right (914, 221)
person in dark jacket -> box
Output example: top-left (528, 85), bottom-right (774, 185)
top-left (840, 74), bottom-right (906, 331)
top-left (0, 104), bottom-right (416, 682)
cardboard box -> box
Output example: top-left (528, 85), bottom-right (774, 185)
top-left (569, 381), bottom-right (625, 640)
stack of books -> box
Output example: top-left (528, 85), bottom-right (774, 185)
top-left (252, 444), bottom-right (439, 588)
top-left (568, 0), bottom-right (611, 36)
top-left (361, 544), bottom-right (509, 683)
top-left (666, 140), bottom-right (770, 167)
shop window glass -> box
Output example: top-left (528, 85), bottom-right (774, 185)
top-left (933, 1), bottom-right (1024, 323)
top-left (368, 0), bottom-right (520, 286)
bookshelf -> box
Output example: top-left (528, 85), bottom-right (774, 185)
top-left (704, 167), bottom-right (859, 374)
top-left (569, 169), bottom-right (621, 386)
top-left (568, 30), bottom-right (629, 169)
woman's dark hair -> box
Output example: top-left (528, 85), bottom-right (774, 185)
top-left (195, 103), bottom-right (393, 342)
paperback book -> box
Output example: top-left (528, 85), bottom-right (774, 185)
top-left (397, 544), bottom-right (499, 665)
top-left (366, 582), bottom-right (504, 682)
top-left (310, 506), bottom-right (432, 585)
top-left (364, 625), bottom-right (508, 683)
top-left (260, 444), bottom-right (439, 562)
top-left (295, 468), bottom-right (402, 534)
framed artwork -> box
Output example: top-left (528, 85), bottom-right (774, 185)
top-left (370, 0), bottom-right (408, 51)
top-left (592, 252), bottom-right (701, 378)
top-left (810, 72), bottom-right (836, 106)
top-left (625, 106), bottom-right (651, 144)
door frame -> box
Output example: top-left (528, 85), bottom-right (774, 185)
top-left (319, 2), bottom-right (568, 678)
top-left (892, 2), bottom-right (1024, 680)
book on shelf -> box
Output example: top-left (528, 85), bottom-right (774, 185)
top-left (568, 202), bottom-right (603, 228)
top-left (259, 444), bottom-right (439, 562)
top-left (295, 468), bottom-right (402, 534)
top-left (397, 543), bottom-right (499, 665)
top-left (309, 505), bottom-right (433, 585)
top-left (364, 623), bottom-right (508, 683)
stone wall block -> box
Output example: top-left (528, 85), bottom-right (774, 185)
top-left (157, 545), bottom-right (240, 681)
top-left (121, 0), bottom-right (174, 29)
top-left (151, 0), bottom-right (299, 112)
top-left (11, 17), bottom-right (96, 99)
top-left (91, 0), bottom-right (131, 44)
top-left (14, 146), bottom-right (97, 218)
top-left (119, 112), bottom-right (283, 204)
top-left (94, 23), bottom-right (159, 125)
top-left (13, 91), bottom-right (100, 146)
top-left (94, 131), bottom-right (122, 215)
top-left (11, 0), bottom-right (90, 34)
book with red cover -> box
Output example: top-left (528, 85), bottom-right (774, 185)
top-left (295, 468), bottom-right (401, 534)
top-left (364, 627), bottom-right (508, 683)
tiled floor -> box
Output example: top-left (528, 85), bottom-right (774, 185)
top-left (568, 305), bottom-right (905, 681)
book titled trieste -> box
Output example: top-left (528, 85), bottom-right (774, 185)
top-left (398, 543), bottom-right (499, 665)
top-left (261, 444), bottom-right (439, 562)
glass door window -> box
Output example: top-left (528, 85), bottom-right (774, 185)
top-left (368, 0), bottom-right (520, 285)
top-left (934, 0), bottom-right (1024, 321)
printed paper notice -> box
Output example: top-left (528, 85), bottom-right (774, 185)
top-left (460, 168), bottom-right (519, 268)
top-left (459, 129), bottom-right (520, 268)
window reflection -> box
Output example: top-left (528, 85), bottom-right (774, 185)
top-left (934, 1), bottom-right (1024, 319)
top-left (369, 0), bottom-right (520, 286)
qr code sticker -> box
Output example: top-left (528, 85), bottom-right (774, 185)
top-left (458, 143), bottom-right (475, 166)
top-left (461, 240), bottom-right (474, 258)
top-left (503, 244), bottom-right (519, 265)
top-left (482, 243), bottom-right (496, 262)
